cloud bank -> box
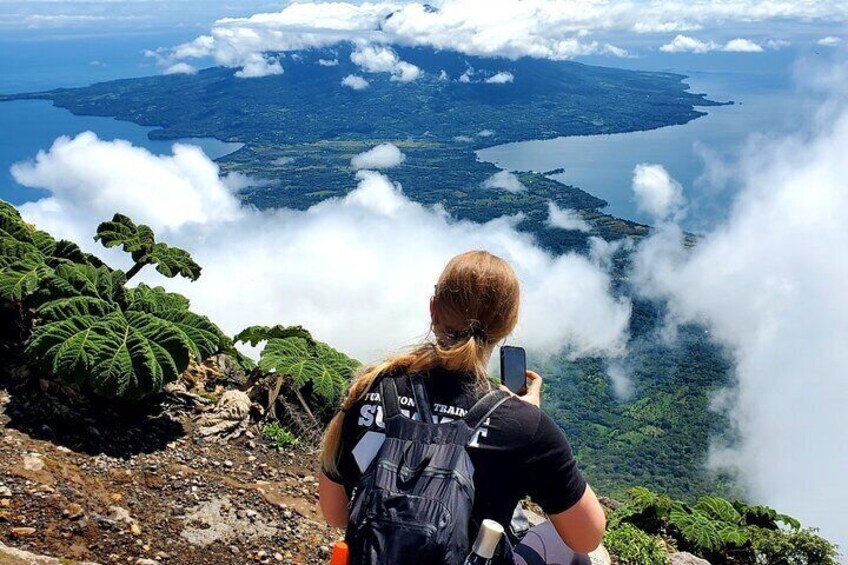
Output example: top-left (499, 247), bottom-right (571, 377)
top-left (148, 0), bottom-right (848, 77)
top-left (631, 105), bottom-right (848, 548)
top-left (11, 132), bottom-right (630, 365)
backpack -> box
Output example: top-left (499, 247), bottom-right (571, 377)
top-left (345, 374), bottom-right (510, 565)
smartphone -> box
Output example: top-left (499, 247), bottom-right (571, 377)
top-left (499, 346), bottom-right (527, 394)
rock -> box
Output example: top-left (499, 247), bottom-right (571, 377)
top-left (63, 503), bottom-right (84, 520)
top-left (671, 552), bottom-right (712, 565)
top-left (0, 485), bottom-right (11, 497)
top-left (135, 559), bottom-right (158, 565)
top-left (23, 453), bottom-right (45, 472)
top-left (0, 540), bottom-right (102, 564)
top-left (11, 526), bottom-right (37, 537)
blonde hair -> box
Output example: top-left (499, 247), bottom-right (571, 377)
top-left (321, 250), bottom-right (520, 475)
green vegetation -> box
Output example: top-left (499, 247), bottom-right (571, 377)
top-left (606, 487), bottom-right (840, 564)
top-left (235, 324), bottom-right (360, 420)
top-left (604, 524), bottom-right (668, 565)
top-left (263, 420), bottom-right (300, 449)
top-left (95, 213), bottom-right (201, 281)
top-left (0, 199), bottom-right (232, 399)
top-left (543, 309), bottom-right (734, 500)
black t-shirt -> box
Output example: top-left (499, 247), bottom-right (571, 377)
top-left (323, 368), bottom-right (587, 529)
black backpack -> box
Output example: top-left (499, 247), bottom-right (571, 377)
top-left (346, 374), bottom-right (510, 565)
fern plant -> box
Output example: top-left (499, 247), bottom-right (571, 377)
top-left (235, 325), bottom-right (359, 418)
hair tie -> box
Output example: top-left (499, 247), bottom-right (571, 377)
top-left (449, 319), bottom-right (489, 342)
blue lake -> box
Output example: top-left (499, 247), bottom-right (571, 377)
top-left (0, 100), bottom-right (243, 204)
top-left (478, 69), bottom-right (796, 231)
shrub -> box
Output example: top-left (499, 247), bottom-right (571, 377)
top-left (235, 325), bottom-right (360, 419)
top-left (604, 523), bottom-right (668, 565)
top-left (263, 421), bottom-right (300, 449)
top-left (0, 201), bottom-right (233, 400)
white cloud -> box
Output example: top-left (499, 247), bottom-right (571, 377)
top-left (818, 36), bottom-right (842, 47)
top-left (318, 58), bottom-right (340, 66)
top-left (765, 39), bottom-right (791, 49)
top-left (660, 34), bottom-right (764, 53)
top-left (147, 0), bottom-right (848, 77)
top-left (10, 132), bottom-right (630, 364)
top-left (477, 130), bottom-right (495, 137)
top-left (163, 62), bottom-right (198, 75)
top-left (350, 143), bottom-right (406, 170)
top-left (722, 38), bottom-right (764, 52)
top-left (483, 171), bottom-right (526, 193)
top-left (485, 71), bottom-right (514, 84)
top-left (631, 103), bottom-right (848, 549)
top-left (350, 44), bottom-right (422, 82)
top-left (660, 34), bottom-right (718, 53)
top-left (341, 74), bottom-right (370, 90)
top-left (546, 202), bottom-right (591, 232)
top-left (234, 53), bottom-right (283, 78)
top-left (631, 164), bottom-right (685, 221)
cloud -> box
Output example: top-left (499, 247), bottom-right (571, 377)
top-left (818, 36), bottom-right (842, 47)
top-left (546, 202), bottom-right (591, 232)
top-left (631, 164), bottom-right (685, 221)
top-left (234, 53), bottom-right (283, 78)
top-left (147, 0), bottom-right (848, 77)
top-left (722, 38), bottom-right (764, 52)
top-left (10, 132), bottom-right (630, 365)
top-left (630, 101), bottom-right (848, 548)
top-left (341, 74), bottom-right (370, 90)
top-left (350, 143), bottom-right (406, 170)
top-left (485, 71), bottom-right (514, 84)
top-left (318, 58), bottom-right (340, 66)
top-left (163, 62), bottom-right (198, 76)
top-left (660, 34), bottom-right (764, 53)
top-left (350, 44), bottom-right (422, 82)
top-left (477, 130), bottom-right (495, 137)
top-left (483, 171), bottom-right (526, 193)
top-left (660, 34), bottom-right (719, 53)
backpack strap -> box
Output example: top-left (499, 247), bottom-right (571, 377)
top-left (462, 389), bottom-right (510, 431)
top-left (409, 373), bottom-right (434, 424)
top-left (379, 376), bottom-right (402, 420)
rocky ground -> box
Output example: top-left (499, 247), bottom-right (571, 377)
top-left (0, 386), bottom-right (340, 565)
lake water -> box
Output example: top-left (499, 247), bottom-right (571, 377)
top-left (477, 70), bottom-right (795, 231)
top-left (0, 100), bottom-right (244, 204)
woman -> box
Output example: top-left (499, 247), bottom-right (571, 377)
top-left (319, 250), bottom-right (606, 563)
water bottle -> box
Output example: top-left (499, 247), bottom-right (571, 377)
top-left (463, 519), bottom-right (504, 565)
